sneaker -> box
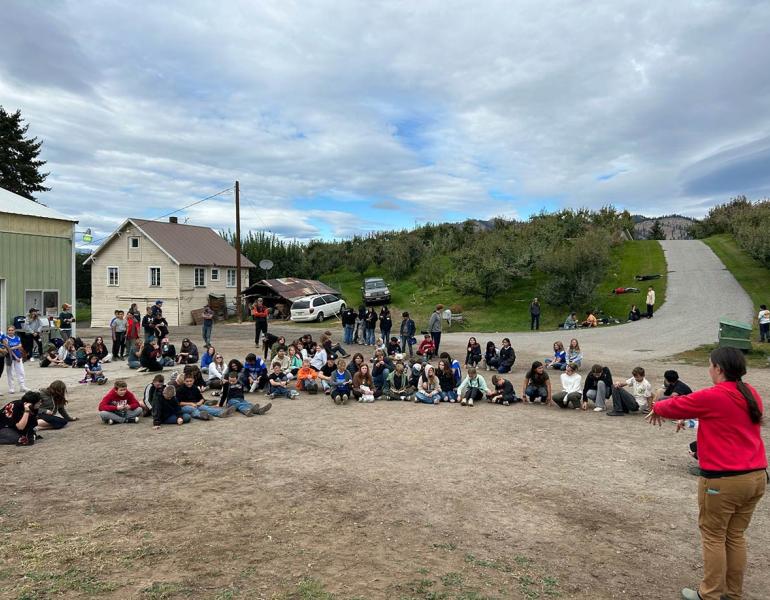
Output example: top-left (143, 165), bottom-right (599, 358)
top-left (21, 386), bottom-right (30, 392)
top-left (468, 399), bottom-right (474, 406)
top-left (341, 394), bottom-right (348, 403)
top-left (358, 397), bottom-right (364, 402)
top-left (169, 371), bottom-right (179, 383)
top-left (503, 400), bottom-right (509, 406)
top-left (399, 395), bottom-right (405, 401)
top-left (333, 395), bottom-right (342, 405)
top-left (593, 406), bottom-right (605, 412)
top-left (221, 406), bottom-right (237, 418)
top-left (253, 402), bottom-right (272, 415)
top-left (132, 416), bottom-right (140, 423)
top-left (461, 399), bottom-right (467, 406)
top-left (680, 589), bottom-right (701, 600)
top-left (250, 382), bottom-right (259, 393)
top-left (687, 465), bottom-right (702, 477)
top-left (107, 419), bottom-right (115, 425)
top-left (197, 411), bottom-right (211, 420)
top-left (606, 411), bottom-right (625, 416)
top-left (433, 397), bottom-right (439, 404)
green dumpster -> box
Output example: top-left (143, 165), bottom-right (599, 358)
top-left (718, 319), bottom-right (752, 351)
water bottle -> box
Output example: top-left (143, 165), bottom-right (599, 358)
top-left (686, 419), bottom-right (697, 429)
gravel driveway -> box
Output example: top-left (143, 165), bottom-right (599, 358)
top-left (444, 239), bottom-right (754, 363)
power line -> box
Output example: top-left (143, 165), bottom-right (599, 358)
top-left (79, 186), bottom-right (234, 248)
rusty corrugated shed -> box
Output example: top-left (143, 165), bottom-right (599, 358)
top-left (256, 278), bottom-right (340, 302)
top-left (132, 219), bottom-right (256, 267)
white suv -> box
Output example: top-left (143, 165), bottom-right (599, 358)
top-left (290, 294), bottom-right (346, 322)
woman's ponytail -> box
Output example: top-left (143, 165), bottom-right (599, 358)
top-left (710, 347), bottom-right (764, 425)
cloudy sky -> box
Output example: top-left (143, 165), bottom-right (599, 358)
top-left (2, 1), bottom-right (769, 245)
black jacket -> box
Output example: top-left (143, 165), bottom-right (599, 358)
top-left (582, 367), bottom-right (613, 399)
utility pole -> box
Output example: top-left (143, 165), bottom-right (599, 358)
top-left (235, 180), bottom-right (242, 324)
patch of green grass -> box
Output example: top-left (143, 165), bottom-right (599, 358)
top-left (19, 568), bottom-right (119, 595)
top-left (703, 234), bottom-right (770, 337)
top-left (440, 572), bottom-right (464, 588)
top-left (595, 240), bottom-right (667, 321)
top-left (673, 343), bottom-right (770, 369)
top-left (281, 577), bottom-right (337, 600)
top-left (318, 240), bottom-right (667, 332)
top-left (141, 581), bottom-right (191, 599)
top-left (76, 305), bottom-right (91, 324)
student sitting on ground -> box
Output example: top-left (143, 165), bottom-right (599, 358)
top-left (627, 304), bottom-right (642, 322)
top-left (415, 364), bottom-right (442, 405)
top-left (288, 345), bottom-right (303, 376)
top-left (581, 364), bottom-right (613, 412)
top-left (159, 337), bottom-right (176, 366)
top-left (650, 369), bottom-right (692, 410)
top-left (317, 355), bottom-right (337, 395)
top-left (172, 365), bottom-right (207, 393)
top-left (219, 372), bottom-right (272, 416)
top-left (81, 354), bottom-right (108, 385)
top-left (39, 344), bottom-right (66, 368)
top-left (127, 340), bottom-right (142, 369)
top-left (371, 349), bottom-right (393, 394)
top-left (563, 312), bottom-right (578, 330)
top-left (273, 347), bottom-right (293, 380)
top-left (497, 338), bottom-right (516, 373)
top-left (241, 353), bottom-right (268, 393)
top-left (439, 352), bottom-right (462, 386)
top-left (57, 338), bottom-right (76, 367)
top-left (98, 380), bottom-right (143, 424)
top-left (142, 374), bottom-right (165, 416)
top-left (522, 361), bottom-right (551, 404)
top-left (581, 311), bottom-right (598, 328)
top-left (37, 380), bottom-right (78, 429)
top-left (206, 353), bottom-right (226, 389)
top-left (386, 336), bottom-right (402, 356)
top-left (484, 341), bottom-right (499, 371)
top-left (409, 363), bottom-right (422, 389)
top-left (92, 337), bottom-right (111, 362)
top-left (607, 366), bottom-right (653, 416)
top-left (330, 359), bottom-right (353, 405)
top-left (152, 385), bottom-right (191, 429)
top-left (457, 367), bottom-right (488, 406)
top-left (310, 344), bottom-right (328, 372)
top-left (175, 338), bottom-right (198, 365)
top-left (0, 391), bottom-right (42, 445)
top-left (416, 333), bottom-right (435, 362)
top-left (487, 374), bottom-right (518, 405)
top-left (139, 340), bottom-right (163, 372)
top-left (465, 337), bottom-right (482, 367)
top-left (384, 361), bottom-right (414, 401)
top-left (296, 359), bottom-right (320, 393)
top-left (352, 363), bottom-right (376, 403)
top-left (544, 340), bottom-right (567, 370)
top-left (552, 363), bottom-right (582, 409)
top-left (177, 374), bottom-right (234, 420)
top-left (200, 346), bottom-right (216, 373)
top-left (566, 338), bottom-right (583, 370)
top-left (267, 362), bottom-right (299, 399)
top-left (346, 353), bottom-right (364, 378)
top-left (436, 359), bottom-right (458, 402)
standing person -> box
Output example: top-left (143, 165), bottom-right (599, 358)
top-left (646, 286), bottom-right (656, 318)
top-left (530, 298), bottom-right (541, 330)
top-left (364, 307), bottom-right (378, 346)
top-left (111, 310), bottom-right (127, 360)
top-left (251, 298), bottom-right (269, 351)
top-left (379, 306), bottom-right (393, 343)
top-left (341, 306), bottom-right (357, 345)
top-left (125, 310), bottom-right (140, 350)
top-left (354, 305), bottom-right (366, 344)
top-left (58, 303), bottom-right (75, 340)
top-left (23, 308), bottom-right (45, 360)
top-left (127, 303), bottom-right (141, 322)
top-left (647, 348), bottom-right (766, 600)
top-left (201, 304), bottom-right (215, 348)
top-left (5, 326), bottom-right (27, 394)
top-left (142, 306), bottom-right (156, 342)
top-left (428, 304), bottom-right (443, 354)
top-left (757, 304), bottom-right (770, 343)
top-left (399, 311), bottom-right (416, 357)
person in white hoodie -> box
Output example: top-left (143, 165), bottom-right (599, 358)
top-left (553, 362), bottom-right (582, 409)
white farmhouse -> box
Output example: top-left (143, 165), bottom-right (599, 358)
top-left (85, 217), bottom-right (254, 326)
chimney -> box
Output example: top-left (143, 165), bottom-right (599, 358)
top-left (169, 216), bottom-right (178, 224)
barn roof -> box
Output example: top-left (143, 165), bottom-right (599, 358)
top-left (0, 186), bottom-right (77, 222)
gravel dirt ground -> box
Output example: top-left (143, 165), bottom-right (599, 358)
top-left (1, 240), bottom-right (768, 600)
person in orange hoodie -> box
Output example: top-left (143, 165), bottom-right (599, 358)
top-left (98, 380), bottom-right (143, 424)
top-left (296, 359), bottom-right (319, 394)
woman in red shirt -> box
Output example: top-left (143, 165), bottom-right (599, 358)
top-left (647, 347), bottom-right (766, 600)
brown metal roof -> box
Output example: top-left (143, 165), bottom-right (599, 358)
top-left (254, 278), bottom-right (340, 302)
top-left (132, 219), bottom-right (256, 268)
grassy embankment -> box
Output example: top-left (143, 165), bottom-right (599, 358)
top-left (675, 234), bottom-right (770, 368)
top-left (313, 240), bottom-right (667, 333)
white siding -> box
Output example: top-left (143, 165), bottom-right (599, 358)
top-left (178, 266), bottom-right (249, 324)
top-left (90, 224), bottom-right (180, 326)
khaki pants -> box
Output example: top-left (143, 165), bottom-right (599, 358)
top-left (697, 470), bottom-right (766, 600)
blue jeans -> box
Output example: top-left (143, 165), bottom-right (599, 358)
top-left (415, 391), bottom-right (439, 404)
top-left (331, 385), bottom-right (350, 397)
top-left (525, 385), bottom-right (549, 402)
top-left (343, 324), bottom-right (354, 344)
top-left (400, 335), bottom-right (413, 356)
top-left (268, 384), bottom-right (297, 397)
top-left (365, 328), bottom-right (375, 345)
top-left (202, 322), bottom-right (212, 346)
top-left (226, 397), bottom-right (254, 415)
top-left (440, 390), bottom-right (458, 402)
top-left (181, 404), bottom-right (224, 419)
top-left (372, 369), bottom-right (389, 391)
top-left (380, 328), bottom-right (391, 343)
top-left (163, 413), bottom-right (191, 424)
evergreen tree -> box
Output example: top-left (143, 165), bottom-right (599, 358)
top-left (647, 219), bottom-right (666, 240)
top-left (0, 106), bottom-right (50, 200)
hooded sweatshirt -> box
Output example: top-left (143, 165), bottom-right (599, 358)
top-left (98, 388), bottom-right (140, 412)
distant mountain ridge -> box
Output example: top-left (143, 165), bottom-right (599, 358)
top-left (632, 214), bottom-right (696, 239)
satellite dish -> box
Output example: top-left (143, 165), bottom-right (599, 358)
top-left (259, 259), bottom-right (274, 271)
